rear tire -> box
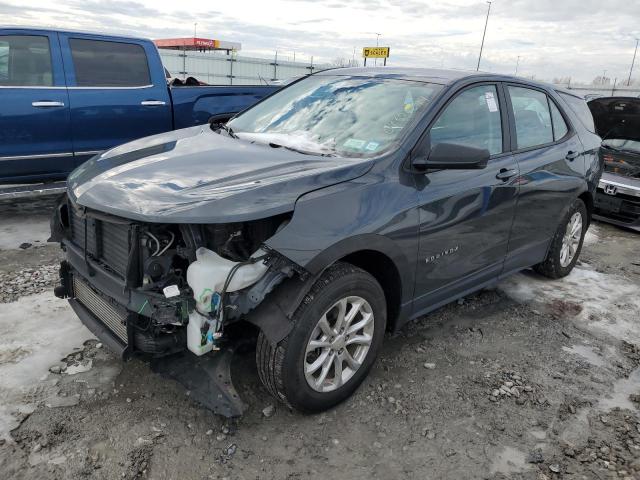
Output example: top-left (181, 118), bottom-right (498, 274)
top-left (256, 262), bottom-right (386, 413)
top-left (534, 198), bottom-right (587, 279)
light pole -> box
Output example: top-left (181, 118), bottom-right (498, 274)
top-left (194, 22), bottom-right (197, 38)
top-left (374, 32), bottom-right (381, 66)
top-left (603, 70), bottom-right (607, 85)
top-left (628, 38), bottom-right (639, 86)
top-left (477, 1), bottom-right (492, 71)
top-left (515, 55), bottom-right (520, 76)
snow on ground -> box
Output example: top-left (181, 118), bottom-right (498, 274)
top-left (499, 265), bottom-right (640, 345)
top-left (582, 223), bottom-right (600, 246)
top-left (499, 263), bottom-right (640, 415)
top-left (0, 294), bottom-right (93, 442)
top-left (0, 214), bottom-right (51, 250)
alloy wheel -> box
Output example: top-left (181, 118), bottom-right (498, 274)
top-left (304, 296), bottom-right (374, 393)
top-left (559, 212), bottom-right (583, 267)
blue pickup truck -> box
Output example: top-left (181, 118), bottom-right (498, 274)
top-left (0, 27), bottom-right (278, 184)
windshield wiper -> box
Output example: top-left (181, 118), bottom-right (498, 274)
top-left (602, 143), bottom-right (640, 156)
top-left (602, 143), bottom-right (624, 152)
top-left (211, 122), bottom-right (237, 139)
top-left (268, 142), bottom-right (336, 157)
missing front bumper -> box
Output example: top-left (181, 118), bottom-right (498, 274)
top-left (57, 260), bottom-right (248, 417)
top-left (151, 348), bottom-right (247, 417)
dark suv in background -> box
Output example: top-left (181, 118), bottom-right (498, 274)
top-left (51, 68), bottom-right (603, 414)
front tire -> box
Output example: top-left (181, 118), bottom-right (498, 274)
top-left (534, 198), bottom-right (587, 279)
top-left (256, 262), bottom-right (386, 413)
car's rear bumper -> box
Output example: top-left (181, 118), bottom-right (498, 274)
top-left (594, 174), bottom-right (640, 232)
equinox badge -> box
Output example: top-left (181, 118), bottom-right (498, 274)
top-left (425, 245), bottom-right (459, 264)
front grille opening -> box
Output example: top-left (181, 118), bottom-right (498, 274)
top-left (73, 276), bottom-right (128, 344)
top-left (68, 207), bottom-right (131, 278)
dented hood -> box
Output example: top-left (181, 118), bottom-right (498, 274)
top-left (68, 126), bottom-right (373, 223)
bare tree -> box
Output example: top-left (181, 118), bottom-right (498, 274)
top-left (330, 57), bottom-right (350, 68)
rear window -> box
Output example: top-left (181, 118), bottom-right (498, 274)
top-left (508, 86), bottom-right (554, 149)
top-left (69, 38), bottom-right (150, 87)
top-left (0, 35), bottom-right (53, 87)
top-left (558, 92), bottom-right (596, 133)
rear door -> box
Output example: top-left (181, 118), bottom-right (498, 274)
top-left (0, 30), bottom-right (73, 182)
top-left (58, 33), bottom-right (172, 165)
top-left (412, 83), bottom-right (519, 314)
top-left (503, 84), bottom-right (586, 273)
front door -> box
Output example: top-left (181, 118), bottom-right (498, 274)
top-left (58, 33), bottom-right (172, 166)
top-left (412, 83), bottom-right (519, 315)
top-left (0, 30), bottom-right (73, 182)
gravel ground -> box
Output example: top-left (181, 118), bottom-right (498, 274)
top-left (0, 196), bottom-right (639, 480)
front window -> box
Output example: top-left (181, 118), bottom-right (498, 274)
top-left (227, 75), bottom-right (443, 157)
top-left (429, 84), bottom-right (503, 156)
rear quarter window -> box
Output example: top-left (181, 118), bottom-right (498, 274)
top-left (558, 92), bottom-right (596, 133)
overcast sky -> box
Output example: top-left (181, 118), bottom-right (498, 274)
top-left (2, 0), bottom-right (640, 83)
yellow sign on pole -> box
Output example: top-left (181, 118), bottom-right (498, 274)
top-left (362, 47), bottom-right (390, 58)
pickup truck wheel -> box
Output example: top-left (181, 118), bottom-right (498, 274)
top-left (534, 199), bottom-right (587, 279)
top-left (256, 262), bottom-right (386, 413)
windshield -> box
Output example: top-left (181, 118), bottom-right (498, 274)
top-left (602, 138), bottom-right (640, 155)
top-left (227, 75), bottom-right (442, 157)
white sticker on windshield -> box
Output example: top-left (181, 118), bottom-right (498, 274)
top-left (343, 138), bottom-right (366, 149)
top-left (365, 142), bottom-right (380, 151)
top-left (485, 92), bottom-right (498, 113)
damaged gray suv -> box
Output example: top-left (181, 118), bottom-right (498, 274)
top-left (51, 68), bottom-right (603, 414)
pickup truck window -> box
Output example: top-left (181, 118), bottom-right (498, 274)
top-left (509, 86), bottom-right (554, 149)
top-left (69, 38), bottom-right (151, 87)
top-left (0, 35), bottom-right (53, 86)
top-left (228, 75), bottom-right (442, 158)
top-left (430, 84), bottom-right (503, 156)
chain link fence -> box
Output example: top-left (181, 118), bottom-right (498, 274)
top-left (159, 49), bottom-right (330, 85)
top-left (552, 82), bottom-right (640, 98)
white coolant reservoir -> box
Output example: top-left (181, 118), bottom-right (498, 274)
top-left (187, 311), bottom-right (215, 356)
top-left (186, 247), bottom-right (268, 314)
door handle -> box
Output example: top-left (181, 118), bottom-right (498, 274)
top-left (565, 150), bottom-right (580, 161)
top-left (32, 101), bottom-right (65, 108)
top-left (141, 100), bottom-right (166, 106)
top-left (496, 168), bottom-right (517, 181)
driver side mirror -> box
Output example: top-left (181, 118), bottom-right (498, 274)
top-left (411, 142), bottom-right (490, 171)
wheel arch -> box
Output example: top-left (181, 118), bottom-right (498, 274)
top-left (303, 234), bottom-right (412, 332)
top-left (578, 190), bottom-right (594, 226)
top-left (339, 250), bottom-right (403, 332)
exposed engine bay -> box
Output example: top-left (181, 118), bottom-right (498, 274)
top-left (52, 197), bottom-right (303, 360)
top-left (140, 214), bottom-right (297, 356)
